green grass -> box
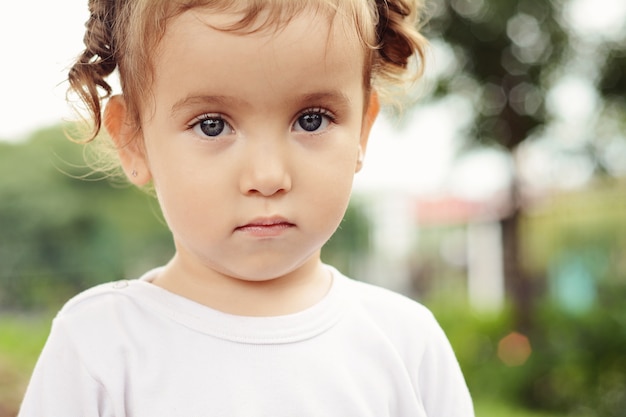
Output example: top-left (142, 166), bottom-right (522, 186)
top-left (0, 314), bottom-right (51, 416)
top-left (475, 398), bottom-right (566, 417)
top-left (0, 314), bottom-right (51, 372)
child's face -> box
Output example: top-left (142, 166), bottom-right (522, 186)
top-left (128, 7), bottom-right (375, 281)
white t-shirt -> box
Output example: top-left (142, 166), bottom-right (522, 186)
top-left (19, 266), bottom-right (474, 416)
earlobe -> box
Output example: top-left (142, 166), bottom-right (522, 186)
top-left (356, 92), bottom-right (380, 172)
top-left (103, 96), bottom-right (151, 185)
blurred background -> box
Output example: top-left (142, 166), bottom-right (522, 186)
top-left (1, 0), bottom-right (625, 416)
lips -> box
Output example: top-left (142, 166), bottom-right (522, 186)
top-left (235, 217), bottom-right (295, 237)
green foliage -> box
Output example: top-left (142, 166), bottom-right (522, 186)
top-left (424, 0), bottom-right (569, 149)
top-left (598, 38), bottom-right (626, 101)
top-left (0, 314), bottom-right (51, 416)
top-left (432, 294), bottom-right (626, 417)
top-left (0, 315), bottom-right (50, 373)
top-left (526, 303), bottom-right (626, 416)
top-left (521, 178), bottom-right (626, 282)
top-left (474, 398), bottom-right (565, 417)
top-left (431, 301), bottom-right (524, 402)
top-left (0, 126), bottom-right (174, 311)
top-left (321, 197), bottom-right (371, 275)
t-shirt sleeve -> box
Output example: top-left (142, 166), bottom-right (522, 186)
top-left (418, 313), bottom-right (475, 417)
top-left (17, 317), bottom-right (113, 417)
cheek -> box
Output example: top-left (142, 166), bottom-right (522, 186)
top-left (301, 152), bottom-right (357, 221)
top-left (152, 181), bottom-right (191, 234)
top-left (144, 147), bottom-right (213, 228)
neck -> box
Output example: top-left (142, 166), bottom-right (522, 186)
top-left (151, 253), bottom-right (332, 317)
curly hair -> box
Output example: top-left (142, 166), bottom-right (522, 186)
top-left (69, 0), bottom-right (428, 142)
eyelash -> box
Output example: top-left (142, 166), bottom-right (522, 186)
top-left (188, 113), bottom-right (234, 139)
top-left (293, 107), bottom-right (336, 133)
top-left (187, 107), bottom-right (337, 139)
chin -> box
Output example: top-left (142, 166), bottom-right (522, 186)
top-left (219, 259), bottom-right (313, 283)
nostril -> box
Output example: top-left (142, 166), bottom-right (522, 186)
top-left (239, 148), bottom-right (292, 196)
top-left (246, 185), bottom-right (289, 197)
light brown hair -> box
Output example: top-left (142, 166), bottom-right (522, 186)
top-left (69, 0), bottom-right (428, 142)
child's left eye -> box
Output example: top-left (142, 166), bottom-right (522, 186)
top-left (293, 110), bottom-right (333, 133)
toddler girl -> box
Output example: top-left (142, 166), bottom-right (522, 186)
top-left (19, 0), bottom-right (474, 415)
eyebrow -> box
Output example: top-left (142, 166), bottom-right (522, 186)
top-left (170, 90), bottom-right (353, 117)
top-left (170, 95), bottom-right (249, 117)
top-left (298, 91), bottom-right (352, 106)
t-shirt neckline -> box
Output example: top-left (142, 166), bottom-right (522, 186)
top-left (123, 266), bottom-right (347, 345)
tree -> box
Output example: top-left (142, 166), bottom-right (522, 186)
top-left (0, 126), bottom-right (173, 310)
top-left (418, 0), bottom-right (624, 329)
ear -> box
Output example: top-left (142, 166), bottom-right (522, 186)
top-left (103, 95), bottom-right (152, 185)
top-left (356, 91), bottom-right (380, 173)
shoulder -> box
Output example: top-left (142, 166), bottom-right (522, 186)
top-left (53, 269), bottom-right (163, 341)
top-left (335, 272), bottom-right (475, 414)
top-left (44, 271), bottom-right (165, 371)
top-left (333, 271), bottom-right (446, 354)
top-left (57, 279), bottom-right (144, 320)
top-left (339, 274), bottom-right (437, 327)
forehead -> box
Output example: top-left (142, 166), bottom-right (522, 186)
top-left (162, 2), bottom-right (365, 50)
top-left (121, 0), bottom-right (376, 120)
top-left (163, 0), bottom-right (371, 31)
top-left (154, 0), bottom-right (375, 43)
top-left (148, 6), bottom-right (367, 112)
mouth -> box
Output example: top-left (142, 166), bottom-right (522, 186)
top-left (235, 217), bottom-right (295, 237)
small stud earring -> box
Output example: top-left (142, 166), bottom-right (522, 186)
top-left (131, 169), bottom-right (138, 177)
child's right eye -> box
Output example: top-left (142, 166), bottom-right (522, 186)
top-left (191, 115), bottom-right (234, 138)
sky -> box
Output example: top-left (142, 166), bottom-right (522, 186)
top-left (0, 4), bottom-right (89, 140)
top-left (1, 0), bottom-right (624, 197)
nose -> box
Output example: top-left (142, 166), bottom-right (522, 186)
top-left (239, 140), bottom-right (292, 197)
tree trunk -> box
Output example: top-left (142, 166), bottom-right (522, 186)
top-left (501, 175), bottom-right (533, 333)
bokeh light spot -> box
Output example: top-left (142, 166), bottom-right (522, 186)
top-left (498, 332), bottom-right (532, 367)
